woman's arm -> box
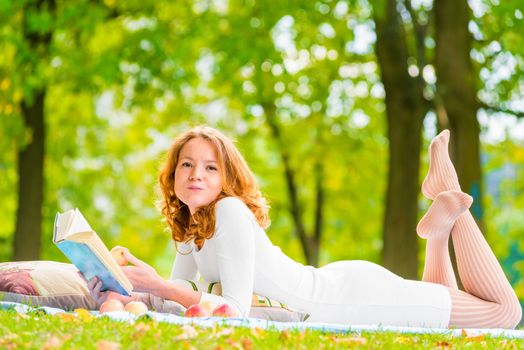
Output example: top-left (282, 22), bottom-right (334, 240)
top-left (170, 242), bottom-right (199, 281)
top-left (205, 197), bottom-right (256, 316)
top-left (120, 249), bottom-right (202, 308)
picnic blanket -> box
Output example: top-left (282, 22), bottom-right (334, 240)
top-left (1, 301), bottom-right (523, 339)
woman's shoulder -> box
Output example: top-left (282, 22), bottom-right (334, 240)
top-left (213, 197), bottom-right (258, 239)
top-left (216, 196), bottom-right (248, 210)
top-left (215, 197), bottom-right (254, 218)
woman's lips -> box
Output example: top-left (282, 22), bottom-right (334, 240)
top-left (188, 186), bottom-right (204, 190)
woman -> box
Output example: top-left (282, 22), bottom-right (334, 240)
top-left (88, 126), bottom-right (522, 328)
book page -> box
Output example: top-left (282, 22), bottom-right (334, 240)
top-left (54, 210), bottom-right (75, 242)
top-left (66, 209), bottom-right (93, 237)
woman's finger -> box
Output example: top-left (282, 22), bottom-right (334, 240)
top-left (87, 276), bottom-right (98, 291)
top-left (87, 277), bottom-right (106, 305)
top-left (123, 250), bottom-right (157, 275)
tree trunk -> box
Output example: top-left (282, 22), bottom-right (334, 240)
top-left (12, 0), bottom-right (55, 260)
top-left (264, 108), bottom-right (320, 266)
top-left (374, 0), bottom-right (427, 279)
top-left (13, 91), bottom-right (46, 260)
top-left (434, 0), bottom-right (482, 225)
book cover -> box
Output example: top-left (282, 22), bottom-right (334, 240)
top-left (53, 209), bottom-right (132, 296)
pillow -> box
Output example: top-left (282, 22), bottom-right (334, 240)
top-left (0, 261), bottom-right (307, 321)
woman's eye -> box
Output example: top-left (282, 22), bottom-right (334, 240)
top-left (207, 166), bottom-right (217, 171)
top-left (181, 162), bottom-right (192, 168)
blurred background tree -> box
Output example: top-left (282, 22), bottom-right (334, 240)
top-left (1, 0), bottom-right (523, 317)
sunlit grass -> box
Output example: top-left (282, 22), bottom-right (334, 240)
top-left (0, 309), bottom-right (522, 349)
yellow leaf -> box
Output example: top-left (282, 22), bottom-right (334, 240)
top-left (75, 308), bottom-right (94, 321)
top-left (465, 334), bottom-right (485, 342)
top-left (394, 336), bottom-right (412, 344)
top-left (250, 327), bottom-right (265, 338)
top-left (57, 313), bottom-right (76, 321)
top-left (334, 336), bottom-right (367, 345)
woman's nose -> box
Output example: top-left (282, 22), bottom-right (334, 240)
top-left (189, 166), bottom-right (203, 180)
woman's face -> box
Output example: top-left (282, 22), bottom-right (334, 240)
top-left (174, 137), bottom-right (223, 214)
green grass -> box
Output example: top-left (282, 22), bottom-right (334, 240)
top-left (0, 309), bottom-right (522, 349)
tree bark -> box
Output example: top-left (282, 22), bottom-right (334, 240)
top-left (264, 108), bottom-right (320, 266)
top-left (374, 0), bottom-right (427, 279)
top-left (13, 91), bottom-right (46, 260)
top-left (12, 0), bottom-right (55, 260)
top-left (434, 0), bottom-right (483, 225)
top-left (260, 98), bottom-right (326, 266)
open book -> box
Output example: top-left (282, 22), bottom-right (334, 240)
top-left (53, 208), bottom-right (133, 296)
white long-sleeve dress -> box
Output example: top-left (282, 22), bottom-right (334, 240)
top-left (170, 197), bottom-right (451, 327)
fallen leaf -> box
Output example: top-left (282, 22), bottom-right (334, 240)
top-left (0, 340), bottom-right (17, 350)
top-left (241, 337), bottom-right (253, 350)
top-left (333, 336), bottom-right (367, 345)
top-left (394, 336), bottom-right (412, 344)
top-left (297, 330), bottom-right (307, 341)
top-left (96, 340), bottom-right (121, 350)
top-left (436, 340), bottom-right (451, 347)
top-left (250, 327), bottom-right (265, 338)
top-left (499, 339), bottom-right (517, 349)
top-left (42, 335), bottom-right (62, 350)
top-left (461, 330), bottom-right (485, 342)
top-left (57, 313), bottom-right (76, 321)
top-left (226, 338), bottom-right (240, 348)
top-left (279, 330), bottom-right (290, 341)
top-left (74, 308), bottom-right (94, 321)
top-left (0, 334), bottom-right (19, 350)
top-left (132, 323), bottom-right (151, 340)
top-left (215, 328), bottom-right (234, 338)
top-left (173, 325), bottom-right (198, 340)
top-left (465, 334), bottom-right (485, 342)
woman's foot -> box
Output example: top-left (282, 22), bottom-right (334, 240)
top-left (421, 130), bottom-right (461, 200)
top-left (417, 190), bottom-right (473, 241)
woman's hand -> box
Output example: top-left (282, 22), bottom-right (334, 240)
top-left (119, 248), bottom-right (165, 295)
top-left (87, 276), bottom-right (136, 309)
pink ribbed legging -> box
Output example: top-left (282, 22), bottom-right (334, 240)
top-left (419, 130), bottom-right (522, 328)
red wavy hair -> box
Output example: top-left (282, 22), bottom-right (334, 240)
top-left (158, 126), bottom-right (270, 249)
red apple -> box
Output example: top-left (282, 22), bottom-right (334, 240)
top-left (212, 304), bottom-right (240, 318)
top-left (124, 301), bottom-right (148, 315)
top-left (99, 299), bottom-right (125, 313)
top-left (110, 246), bottom-right (128, 266)
top-left (184, 303), bottom-right (211, 317)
